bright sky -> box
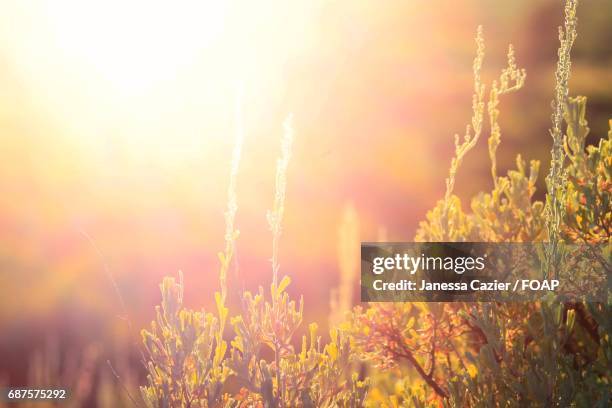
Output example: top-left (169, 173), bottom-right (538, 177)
top-left (0, 0), bottom-right (319, 160)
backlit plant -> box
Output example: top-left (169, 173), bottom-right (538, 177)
top-left (140, 116), bottom-right (368, 407)
top-left (140, 0), bottom-right (609, 406)
top-left (351, 0), bottom-right (610, 406)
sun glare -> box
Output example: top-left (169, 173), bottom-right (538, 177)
top-left (0, 0), bottom-right (317, 162)
top-left (45, 0), bottom-right (228, 94)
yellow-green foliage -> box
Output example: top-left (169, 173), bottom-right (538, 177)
top-left (141, 273), bottom-right (224, 407)
top-left (228, 281), bottom-right (367, 407)
top-left (140, 118), bottom-right (368, 407)
top-left (544, 0), bottom-right (579, 280)
top-left (352, 1), bottom-right (610, 406)
top-left (417, 26), bottom-right (530, 243)
top-left (141, 272), bottom-right (368, 407)
top-left (563, 97), bottom-right (611, 244)
top-left (140, 0), bottom-right (610, 406)
top-left (416, 154), bottom-right (545, 243)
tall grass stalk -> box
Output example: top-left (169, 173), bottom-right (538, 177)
top-left (435, 26), bottom-right (525, 241)
top-left (220, 86), bottom-right (244, 301)
top-left (214, 88), bottom-right (245, 373)
top-left (487, 45), bottom-right (527, 187)
top-left (443, 26), bottom-right (485, 210)
top-left (267, 115), bottom-right (294, 290)
top-left (266, 115), bottom-right (294, 408)
top-left (545, 0), bottom-right (578, 278)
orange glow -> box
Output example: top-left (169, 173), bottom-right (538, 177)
top-left (0, 0), bottom-right (609, 335)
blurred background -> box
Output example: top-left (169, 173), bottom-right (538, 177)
top-left (0, 0), bottom-right (610, 405)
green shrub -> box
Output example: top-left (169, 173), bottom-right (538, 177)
top-left (140, 118), bottom-right (367, 407)
top-left (352, 1), bottom-right (610, 406)
top-left (140, 0), bottom-right (610, 406)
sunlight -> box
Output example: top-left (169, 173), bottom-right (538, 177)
top-left (0, 0), bottom-right (317, 164)
top-left (45, 0), bottom-right (228, 94)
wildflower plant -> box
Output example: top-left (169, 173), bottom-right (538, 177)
top-left (140, 273), bottom-right (222, 406)
top-left (352, 0), bottom-right (610, 406)
top-left (140, 0), bottom-right (609, 406)
top-left (140, 115), bottom-right (368, 407)
top-left (563, 97), bottom-right (611, 245)
top-left (417, 26), bottom-right (528, 243)
top-left (544, 0), bottom-right (580, 280)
